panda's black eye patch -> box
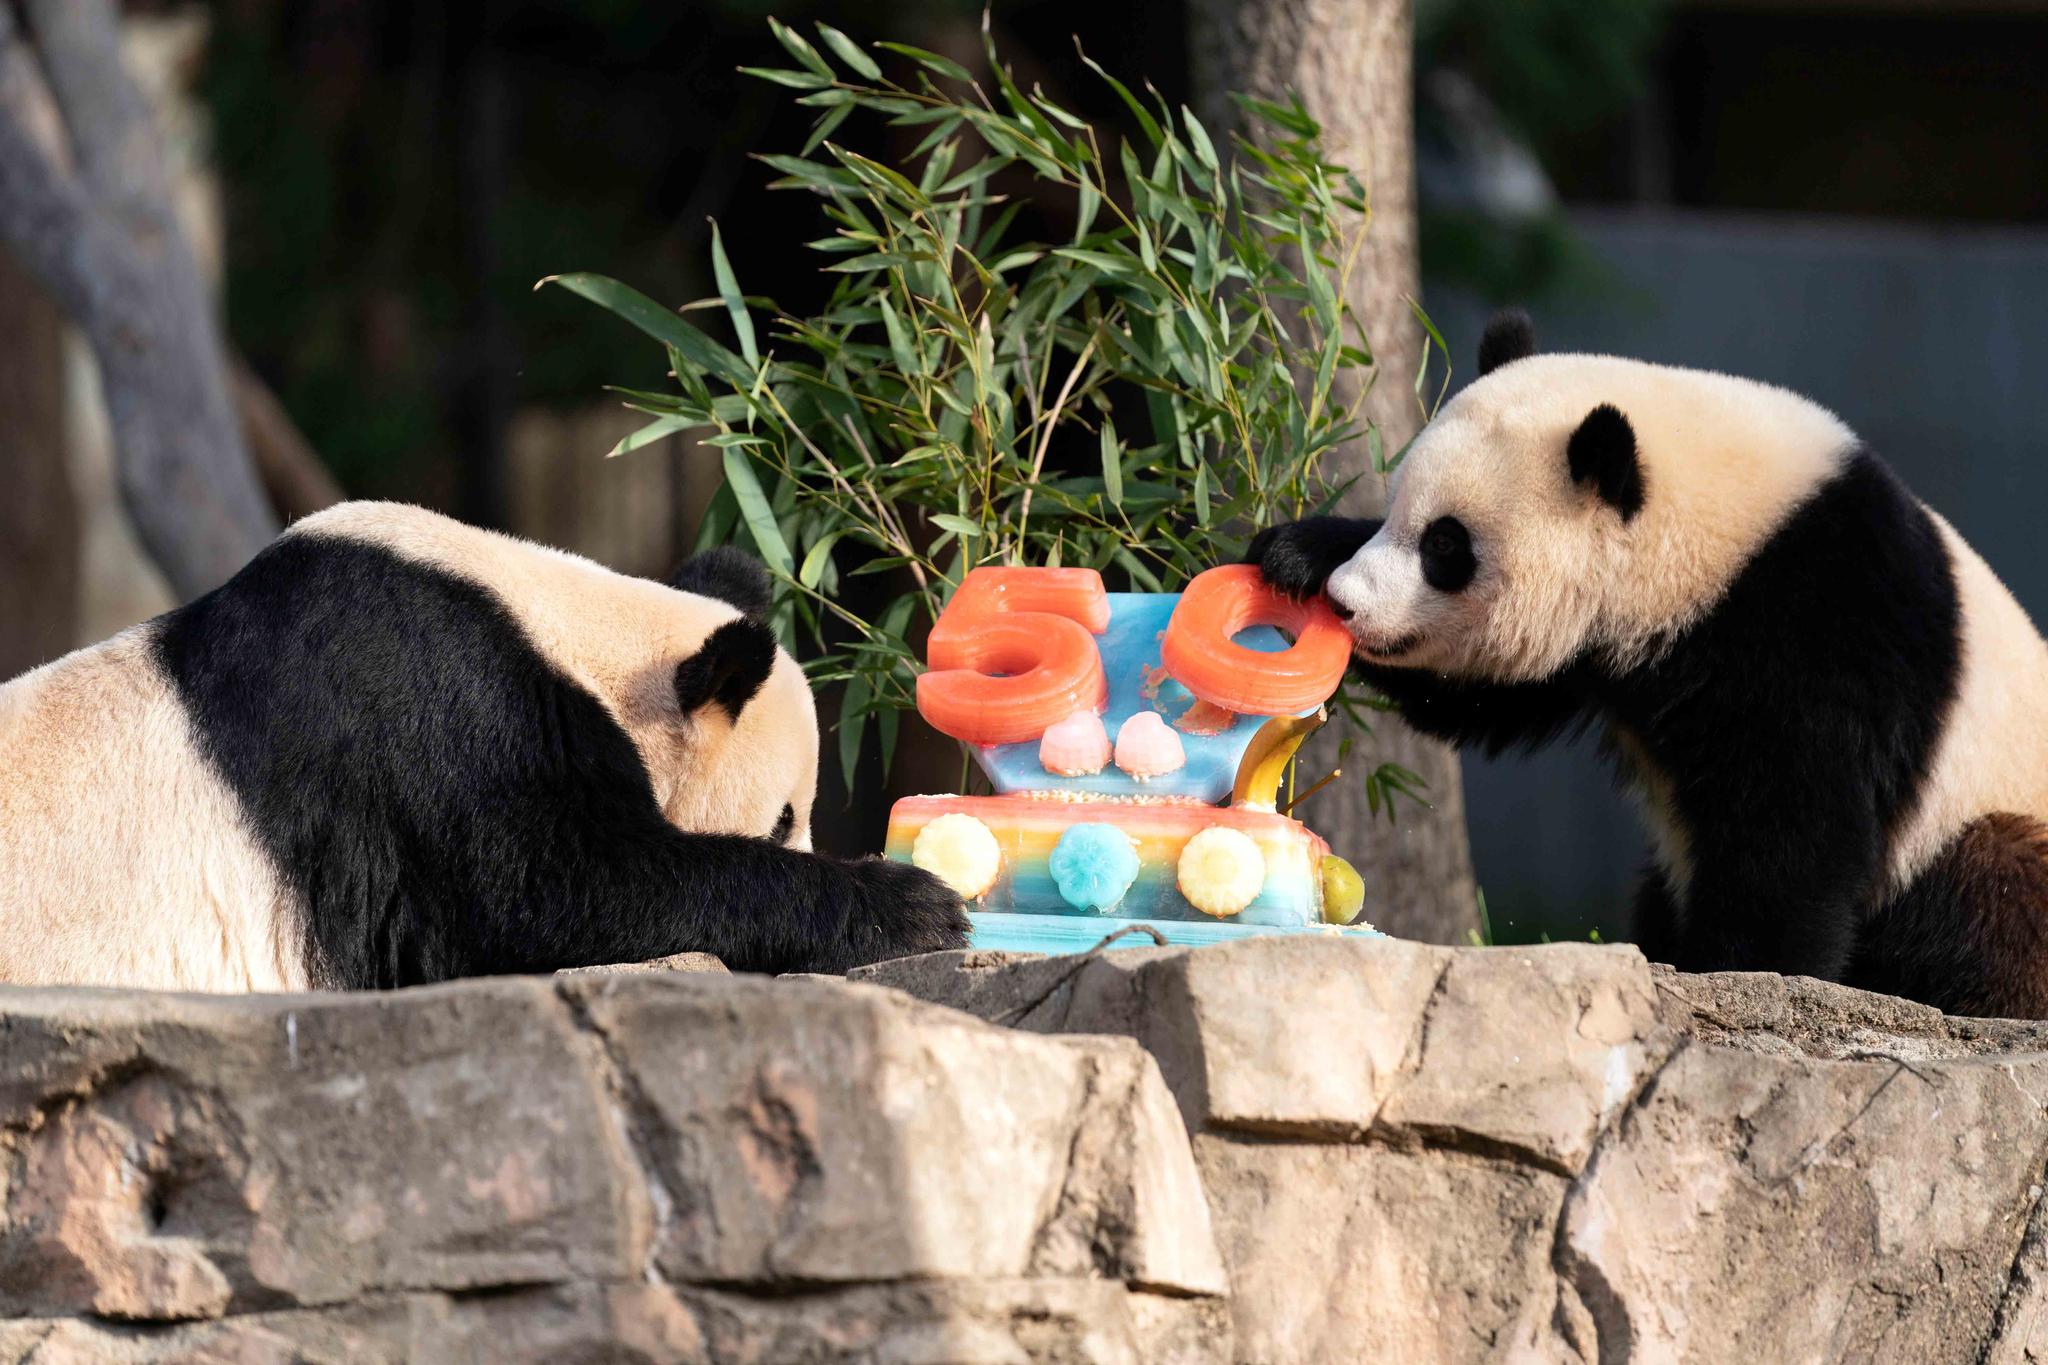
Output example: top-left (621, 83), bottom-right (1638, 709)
top-left (1419, 517), bottom-right (1476, 593)
top-left (770, 803), bottom-right (796, 845)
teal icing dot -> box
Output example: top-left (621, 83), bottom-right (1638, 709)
top-left (1049, 823), bottom-right (1142, 914)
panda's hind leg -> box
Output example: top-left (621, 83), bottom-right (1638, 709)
top-left (1845, 813), bottom-right (2048, 1019)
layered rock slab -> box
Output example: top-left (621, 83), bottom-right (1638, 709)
top-left (860, 939), bottom-right (2048, 1365)
top-left (0, 971), bottom-right (1224, 1362)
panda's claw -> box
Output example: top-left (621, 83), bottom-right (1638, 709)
top-left (1247, 516), bottom-right (1381, 601)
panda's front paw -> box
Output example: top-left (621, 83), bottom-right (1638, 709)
top-left (1247, 516), bottom-right (1380, 600)
top-left (835, 856), bottom-right (970, 969)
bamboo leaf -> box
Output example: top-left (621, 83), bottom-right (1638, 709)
top-left (801, 101), bottom-right (854, 154)
top-left (874, 41), bottom-right (972, 82)
top-left (815, 23), bottom-right (882, 80)
top-left (769, 16), bottom-right (834, 77)
top-left (930, 512), bottom-right (983, 539)
top-left (1076, 41), bottom-right (1161, 145)
top-left (1180, 105), bottom-right (1219, 171)
top-left (838, 673), bottom-right (871, 791)
top-left (739, 66), bottom-right (832, 90)
top-left (799, 531), bottom-right (842, 589)
top-left (708, 222), bottom-right (759, 370)
top-left (539, 273), bottom-right (751, 387)
top-left (1074, 178), bottom-right (1100, 241)
top-left (607, 414), bottom-right (694, 458)
top-left (720, 446), bottom-right (794, 575)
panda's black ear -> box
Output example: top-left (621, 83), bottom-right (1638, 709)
top-left (674, 617), bottom-right (778, 721)
top-left (1568, 404), bottom-right (1644, 522)
top-left (668, 546), bottom-right (772, 618)
top-left (1477, 308), bottom-right (1536, 376)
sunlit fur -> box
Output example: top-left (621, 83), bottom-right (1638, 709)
top-left (294, 503), bottom-right (820, 851)
top-left (1889, 516), bottom-right (2048, 890)
top-left (1328, 354), bottom-right (1851, 681)
top-left (0, 630), bottom-right (307, 990)
top-left (0, 503), bottom-right (822, 990)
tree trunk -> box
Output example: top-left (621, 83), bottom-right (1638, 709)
top-left (1189, 0), bottom-right (1480, 944)
top-left (0, 0), bottom-right (276, 602)
top-left (0, 245), bottom-right (76, 677)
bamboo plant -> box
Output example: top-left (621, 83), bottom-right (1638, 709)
top-left (546, 17), bottom-right (1444, 816)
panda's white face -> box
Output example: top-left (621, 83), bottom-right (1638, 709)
top-left (1326, 353), bottom-right (1856, 683)
top-left (1327, 365), bottom-right (1619, 682)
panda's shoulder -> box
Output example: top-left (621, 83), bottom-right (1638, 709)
top-left (276, 501), bottom-right (632, 592)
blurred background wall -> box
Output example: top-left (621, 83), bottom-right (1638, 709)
top-left (4, 0), bottom-right (2043, 941)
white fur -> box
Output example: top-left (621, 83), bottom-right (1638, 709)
top-left (0, 631), bottom-right (308, 990)
top-left (1888, 517), bottom-right (2048, 887)
top-left (0, 502), bottom-right (821, 990)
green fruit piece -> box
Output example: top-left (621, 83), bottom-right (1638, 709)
top-left (1320, 854), bottom-right (1365, 926)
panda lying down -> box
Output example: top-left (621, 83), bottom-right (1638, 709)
top-left (0, 503), bottom-right (966, 991)
top-left (1254, 312), bottom-right (2048, 1020)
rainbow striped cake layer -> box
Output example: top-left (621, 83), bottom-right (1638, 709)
top-left (884, 791), bottom-right (1330, 926)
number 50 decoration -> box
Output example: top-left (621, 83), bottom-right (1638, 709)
top-left (917, 565), bottom-right (1352, 746)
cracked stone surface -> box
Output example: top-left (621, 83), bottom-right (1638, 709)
top-left (861, 939), bottom-right (2048, 1365)
top-left (9, 941), bottom-right (2048, 1362)
top-left (0, 971), bottom-right (1223, 1362)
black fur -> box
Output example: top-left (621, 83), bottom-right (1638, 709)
top-left (1602, 450), bottom-right (1960, 980)
top-left (1843, 814), bottom-right (2048, 1018)
top-left (669, 545), bottom-right (773, 618)
top-left (1419, 516), bottom-right (1477, 593)
top-left (1477, 308), bottom-right (1537, 376)
top-left (154, 534), bottom-right (966, 988)
top-left (1357, 658), bottom-right (1595, 759)
top-left (674, 617), bottom-right (777, 721)
top-left (1245, 516), bottom-right (1379, 604)
top-left (1567, 405), bottom-right (1645, 521)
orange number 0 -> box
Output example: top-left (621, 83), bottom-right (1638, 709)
top-left (1161, 564), bottom-right (1352, 715)
top-left (917, 567), bottom-right (1112, 745)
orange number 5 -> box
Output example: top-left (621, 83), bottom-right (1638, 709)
top-left (917, 567), bottom-right (1111, 745)
top-left (1161, 564), bottom-right (1352, 715)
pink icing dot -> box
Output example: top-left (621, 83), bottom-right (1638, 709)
top-left (1114, 711), bottom-right (1186, 779)
top-left (1039, 710), bottom-right (1112, 777)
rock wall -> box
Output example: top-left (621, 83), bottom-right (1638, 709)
top-left (1, 940), bottom-right (2045, 1362)
top-left (0, 972), bottom-right (1223, 1362)
top-left (858, 940), bottom-right (2048, 1365)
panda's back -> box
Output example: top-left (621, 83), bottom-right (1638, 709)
top-left (0, 627), bottom-right (309, 991)
top-left (1887, 513), bottom-right (2048, 888)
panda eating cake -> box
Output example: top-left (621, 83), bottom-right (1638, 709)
top-left (884, 563), bottom-right (1376, 952)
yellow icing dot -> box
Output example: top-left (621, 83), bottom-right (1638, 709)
top-left (911, 813), bottom-right (1002, 899)
top-left (1320, 854), bottom-right (1365, 925)
top-left (1177, 826), bottom-right (1266, 918)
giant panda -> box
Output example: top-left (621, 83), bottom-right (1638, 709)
top-left (0, 502), bottom-right (967, 991)
top-left (1251, 311), bottom-right (2048, 1018)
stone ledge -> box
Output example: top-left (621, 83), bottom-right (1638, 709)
top-left (0, 971), bottom-right (1224, 1362)
top-left (0, 1277), bottom-right (1223, 1365)
top-left (556, 952), bottom-right (728, 977)
top-left (858, 938), bottom-right (2048, 1364)
top-left (10, 939), bottom-right (2048, 1362)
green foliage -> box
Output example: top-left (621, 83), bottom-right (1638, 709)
top-left (551, 18), bottom-right (1442, 803)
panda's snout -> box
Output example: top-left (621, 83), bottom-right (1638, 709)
top-left (1328, 599), bottom-right (1354, 621)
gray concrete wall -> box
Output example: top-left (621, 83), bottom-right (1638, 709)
top-left (1424, 208), bottom-right (2048, 939)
